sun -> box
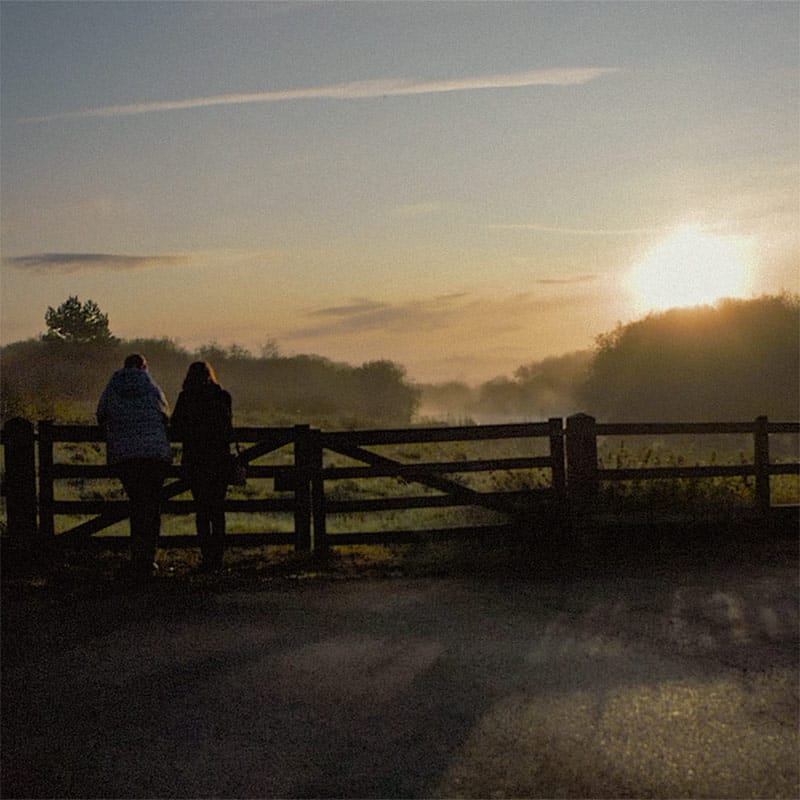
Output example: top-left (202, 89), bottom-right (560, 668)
top-left (628, 225), bottom-right (753, 314)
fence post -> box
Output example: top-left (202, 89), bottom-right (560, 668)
top-left (548, 417), bottom-right (566, 500)
top-left (293, 425), bottom-right (313, 552)
top-left (566, 413), bottom-right (598, 511)
top-left (2, 418), bottom-right (38, 539)
top-left (310, 428), bottom-right (327, 554)
top-left (37, 420), bottom-right (56, 538)
top-left (754, 415), bottom-right (770, 515)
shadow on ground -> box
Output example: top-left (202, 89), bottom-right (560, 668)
top-left (2, 518), bottom-right (798, 798)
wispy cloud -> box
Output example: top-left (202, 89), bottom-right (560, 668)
top-left (292, 299), bottom-right (428, 338)
top-left (490, 223), bottom-right (658, 236)
top-left (286, 292), bottom-right (575, 341)
top-left (311, 300), bottom-right (389, 318)
top-left (535, 274), bottom-right (598, 285)
top-left (20, 68), bottom-right (619, 123)
top-left (3, 252), bottom-right (190, 273)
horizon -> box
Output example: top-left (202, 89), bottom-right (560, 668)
top-left (1, 2), bottom-right (798, 384)
top-left (6, 292), bottom-right (798, 393)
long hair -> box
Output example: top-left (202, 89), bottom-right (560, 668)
top-left (182, 361), bottom-right (220, 391)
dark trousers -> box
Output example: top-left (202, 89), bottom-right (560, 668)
top-left (189, 469), bottom-right (228, 566)
top-left (117, 459), bottom-right (169, 568)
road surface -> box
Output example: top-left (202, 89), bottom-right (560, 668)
top-left (2, 549), bottom-right (798, 798)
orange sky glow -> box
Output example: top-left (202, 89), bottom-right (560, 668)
top-left (2, 2), bottom-right (797, 383)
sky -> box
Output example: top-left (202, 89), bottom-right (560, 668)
top-left (1, 1), bottom-right (798, 384)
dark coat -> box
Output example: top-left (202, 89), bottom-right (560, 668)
top-left (171, 384), bottom-right (233, 472)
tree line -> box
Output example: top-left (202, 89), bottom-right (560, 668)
top-left (418, 293), bottom-right (800, 424)
top-left (2, 293), bottom-right (798, 427)
top-left (2, 298), bottom-right (420, 426)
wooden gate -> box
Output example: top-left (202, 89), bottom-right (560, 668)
top-left (310, 420), bottom-right (566, 550)
top-left (3, 415), bottom-right (797, 554)
top-left (4, 419), bottom-right (566, 551)
top-left (35, 422), bottom-right (301, 548)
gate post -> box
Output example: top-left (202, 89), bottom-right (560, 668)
top-left (548, 417), bottom-right (566, 500)
top-left (566, 413), bottom-right (598, 511)
top-left (1, 418), bottom-right (38, 539)
top-left (754, 416), bottom-right (770, 515)
top-left (309, 428), bottom-right (327, 554)
top-left (37, 420), bottom-right (55, 538)
top-left (293, 425), bottom-right (312, 551)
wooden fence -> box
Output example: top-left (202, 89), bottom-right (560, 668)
top-left (2, 415), bottom-right (798, 553)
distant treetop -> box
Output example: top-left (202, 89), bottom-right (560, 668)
top-left (44, 296), bottom-right (118, 346)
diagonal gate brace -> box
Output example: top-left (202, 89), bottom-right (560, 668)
top-left (331, 441), bottom-right (534, 521)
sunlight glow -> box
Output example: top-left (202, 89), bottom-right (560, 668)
top-left (435, 672), bottom-right (797, 797)
top-left (629, 226), bottom-right (753, 314)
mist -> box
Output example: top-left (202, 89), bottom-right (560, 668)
top-left (418, 350), bottom-right (592, 424)
top-left (419, 294), bottom-right (799, 424)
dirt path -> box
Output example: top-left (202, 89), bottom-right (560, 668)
top-left (2, 550), bottom-right (798, 798)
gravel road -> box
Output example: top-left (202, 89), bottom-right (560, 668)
top-left (2, 548), bottom-right (798, 798)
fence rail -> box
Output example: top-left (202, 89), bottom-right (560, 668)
top-left (2, 415), bottom-right (798, 553)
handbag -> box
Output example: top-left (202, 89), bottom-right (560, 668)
top-left (227, 444), bottom-right (247, 486)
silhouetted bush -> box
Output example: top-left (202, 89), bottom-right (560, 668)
top-left (578, 294), bottom-right (800, 421)
top-left (1, 339), bottom-right (420, 427)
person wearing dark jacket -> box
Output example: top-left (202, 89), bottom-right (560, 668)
top-left (97, 353), bottom-right (173, 579)
top-left (171, 361), bottom-right (233, 572)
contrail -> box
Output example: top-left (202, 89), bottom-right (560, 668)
top-left (20, 68), bottom-right (619, 123)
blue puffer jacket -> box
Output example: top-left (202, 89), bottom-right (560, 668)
top-left (96, 368), bottom-right (173, 465)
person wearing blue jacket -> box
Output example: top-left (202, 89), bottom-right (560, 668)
top-left (97, 353), bottom-right (173, 579)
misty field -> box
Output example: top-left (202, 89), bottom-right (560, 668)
top-left (4, 429), bottom-right (797, 545)
top-left (2, 296), bottom-right (798, 543)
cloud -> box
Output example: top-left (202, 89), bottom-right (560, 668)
top-left (3, 252), bottom-right (190, 274)
top-left (490, 223), bottom-right (658, 236)
top-left (286, 292), bottom-right (574, 341)
top-left (292, 299), bottom-right (421, 338)
top-left (311, 300), bottom-right (390, 317)
top-left (535, 274), bottom-right (598, 285)
top-left (20, 68), bottom-right (619, 123)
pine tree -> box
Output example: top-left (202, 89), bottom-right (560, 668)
top-left (43, 296), bottom-right (118, 345)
